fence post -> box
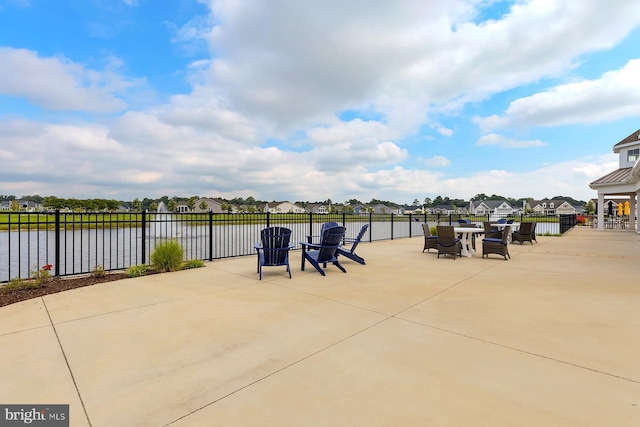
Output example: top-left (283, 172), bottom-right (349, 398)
top-left (309, 212), bottom-right (313, 237)
top-left (208, 210), bottom-right (213, 261)
top-left (54, 209), bottom-right (60, 278)
top-left (266, 211), bottom-right (270, 227)
top-left (368, 213), bottom-right (373, 242)
top-left (409, 213), bottom-right (413, 237)
top-left (391, 213), bottom-right (394, 240)
top-left (141, 210), bottom-right (146, 264)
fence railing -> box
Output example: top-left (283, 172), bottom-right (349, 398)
top-left (1, 211), bottom-right (574, 282)
top-left (580, 214), bottom-right (633, 230)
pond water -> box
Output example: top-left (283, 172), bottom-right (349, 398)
top-left (1, 221), bottom-right (429, 282)
top-left (1, 220), bottom-right (559, 281)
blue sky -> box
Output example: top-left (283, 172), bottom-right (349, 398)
top-left (1, 0), bottom-right (640, 204)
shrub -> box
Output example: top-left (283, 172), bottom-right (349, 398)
top-left (430, 226), bottom-right (438, 236)
top-left (127, 264), bottom-right (147, 278)
top-left (91, 264), bottom-right (106, 277)
top-left (3, 277), bottom-right (27, 292)
top-left (183, 259), bottom-right (205, 269)
top-left (150, 240), bottom-right (184, 273)
top-left (576, 215), bottom-right (586, 225)
top-left (3, 264), bottom-right (53, 292)
top-left (31, 264), bottom-right (53, 287)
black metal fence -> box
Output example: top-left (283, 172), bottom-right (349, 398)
top-left (1, 211), bottom-right (575, 282)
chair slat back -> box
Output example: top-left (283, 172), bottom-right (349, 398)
top-left (317, 226), bottom-right (346, 262)
top-left (348, 224), bottom-right (369, 253)
top-left (260, 227), bottom-right (292, 265)
top-left (518, 222), bottom-right (533, 235)
top-left (436, 226), bottom-right (457, 245)
top-left (500, 226), bottom-right (510, 244)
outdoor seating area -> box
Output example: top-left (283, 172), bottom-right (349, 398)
top-left (424, 222), bottom-right (515, 260)
top-left (2, 227), bottom-right (639, 426)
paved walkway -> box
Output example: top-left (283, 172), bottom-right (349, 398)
top-left (1, 227), bottom-right (639, 426)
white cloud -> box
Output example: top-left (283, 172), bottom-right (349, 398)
top-left (476, 133), bottom-right (546, 148)
top-left (437, 127), bottom-right (453, 137)
top-left (1, 0), bottom-right (638, 204)
top-left (0, 48), bottom-right (133, 112)
top-left (421, 156), bottom-right (451, 167)
top-left (477, 59), bottom-right (640, 131)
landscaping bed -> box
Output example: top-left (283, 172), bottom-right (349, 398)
top-left (0, 272), bottom-right (130, 308)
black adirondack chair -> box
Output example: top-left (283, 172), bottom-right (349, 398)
top-left (337, 224), bottom-right (368, 265)
top-left (254, 227), bottom-right (294, 280)
top-left (300, 226), bottom-right (346, 276)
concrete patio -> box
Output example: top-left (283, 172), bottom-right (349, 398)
top-left (1, 227), bottom-right (639, 426)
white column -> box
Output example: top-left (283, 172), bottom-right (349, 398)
top-left (635, 191), bottom-right (640, 233)
top-left (597, 193), bottom-right (604, 231)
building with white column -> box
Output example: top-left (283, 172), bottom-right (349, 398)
top-left (589, 129), bottom-right (640, 233)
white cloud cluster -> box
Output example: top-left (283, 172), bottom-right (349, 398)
top-left (477, 59), bottom-right (640, 131)
top-left (476, 133), bottom-right (545, 148)
top-left (0, 0), bottom-right (639, 203)
top-left (0, 48), bottom-right (130, 112)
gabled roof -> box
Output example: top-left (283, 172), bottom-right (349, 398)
top-left (589, 167), bottom-right (632, 187)
top-left (529, 199), bottom-right (570, 208)
top-left (613, 128), bottom-right (640, 153)
top-left (472, 200), bottom-right (511, 209)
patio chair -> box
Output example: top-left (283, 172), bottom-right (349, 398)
top-left (436, 226), bottom-right (462, 259)
top-left (336, 224), bottom-right (369, 265)
top-left (483, 221), bottom-right (501, 239)
top-left (482, 226), bottom-right (510, 260)
top-left (531, 222), bottom-right (538, 243)
top-left (512, 222), bottom-right (536, 244)
top-left (307, 221), bottom-right (340, 244)
top-left (422, 223), bottom-right (438, 252)
top-left (457, 219), bottom-right (471, 224)
top-left (254, 227), bottom-right (294, 280)
top-left (300, 226), bottom-right (347, 276)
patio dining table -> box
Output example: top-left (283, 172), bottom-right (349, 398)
top-left (453, 227), bottom-right (485, 257)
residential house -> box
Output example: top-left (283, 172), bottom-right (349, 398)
top-left (469, 200), bottom-right (514, 217)
top-left (305, 202), bottom-right (331, 214)
top-left (369, 204), bottom-right (395, 214)
top-left (1, 200), bottom-right (41, 212)
top-left (349, 205), bottom-right (369, 215)
top-left (402, 205), bottom-right (423, 215)
top-left (264, 201), bottom-right (305, 214)
top-left (176, 201), bottom-right (190, 213)
top-left (431, 204), bottom-right (465, 215)
top-left (193, 198), bottom-right (225, 213)
top-left (527, 199), bottom-right (576, 216)
top-left (589, 128), bottom-right (640, 232)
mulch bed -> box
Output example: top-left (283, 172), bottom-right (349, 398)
top-left (0, 273), bottom-right (130, 308)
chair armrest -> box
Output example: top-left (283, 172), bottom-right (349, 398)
top-left (300, 241), bottom-right (322, 250)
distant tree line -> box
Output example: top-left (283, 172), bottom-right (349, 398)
top-left (2, 192), bottom-right (589, 212)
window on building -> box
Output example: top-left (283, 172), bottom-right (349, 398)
top-left (550, 202), bottom-right (554, 208)
top-left (628, 148), bottom-right (639, 163)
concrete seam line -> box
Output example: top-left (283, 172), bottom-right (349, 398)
top-left (42, 297), bottom-right (94, 427)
